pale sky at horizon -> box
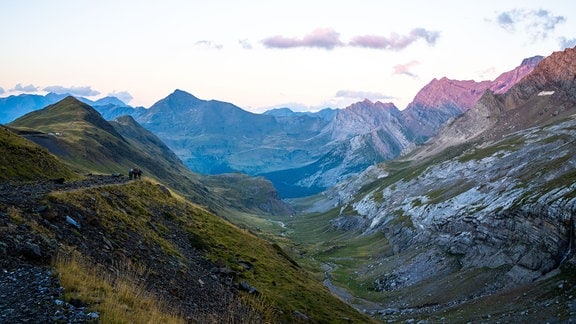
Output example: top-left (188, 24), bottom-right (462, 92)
top-left (1, 0), bottom-right (575, 112)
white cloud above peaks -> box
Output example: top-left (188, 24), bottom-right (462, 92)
top-left (496, 8), bottom-right (566, 40)
top-left (43, 85), bottom-right (101, 97)
top-left (349, 28), bottom-right (440, 50)
top-left (262, 28), bottom-right (344, 50)
top-left (12, 83), bottom-right (39, 92)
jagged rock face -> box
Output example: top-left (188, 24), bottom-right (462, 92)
top-left (260, 100), bottom-right (415, 197)
top-left (490, 56), bottom-right (544, 94)
top-left (502, 47), bottom-right (576, 110)
top-left (402, 56), bottom-right (542, 141)
top-left (329, 100), bottom-right (404, 141)
top-left (329, 114), bottom-right (576, 288)
top-left (413, 48), bottom-right (575, 158)
top-left (318, 49), bottom-right (576, 294)
top-left (408, 78), bottom-right (493, 112)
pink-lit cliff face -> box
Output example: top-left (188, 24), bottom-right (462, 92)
top-left (406, 56), bottom-right (543, 113)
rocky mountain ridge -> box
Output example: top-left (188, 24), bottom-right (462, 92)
top-left (319, 113), bottom-right (576, 320)
top-left (413, 47), bottom-right (575, 159)
top-left (401, 55), bottom-right (543, 140)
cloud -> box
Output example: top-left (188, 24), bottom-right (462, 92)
top-left (194, 40), bottom-right (223, 50)
top-left (262, 28), bottom-right (344, 50)
top-left (559, 37), bottom-right (576, 50)
top-left (108, 90), bottom-right (133, 103)
top-left (349, 28), bottom-right (440, 50)
top-left (12, 83), bottom-right (39, 92)
top-left (336, 90), bottom-right (393, 101)
top-left (43, 85), bottom-right (100, 97)
top-left (393, 60), bottom-right (420, 78)
top-left (238, 39), bottom-right (253, 49)
top-left (0, 87), bottom-right (4, 95)
top-left (495, 8), bottom-right (566, 40)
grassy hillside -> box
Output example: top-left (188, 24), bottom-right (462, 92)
top-left (0, 126), bottom-right (79, 181)
top-left (44, 180), bottom-right (371, 322)
top-left (9, 96), bottom-right (134, 174)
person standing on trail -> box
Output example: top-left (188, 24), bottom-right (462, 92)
top-left (129, 168), bottom-right (134, 180)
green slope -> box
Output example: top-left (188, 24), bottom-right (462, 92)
top-left (44, 179), bottom-right (371, 322)
top-left (0, 125), bottom-right (79, 181)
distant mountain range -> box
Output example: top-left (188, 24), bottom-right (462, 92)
top-left (0, 55), bottom-right (544, 198)
top-left (7, 96), bottom-right (291, 217)
top-left (132, 56), bottom-right (542, 197)
top-left (0, 92), bottom-right (151, 124)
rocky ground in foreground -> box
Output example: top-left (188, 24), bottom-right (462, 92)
top-left (0, 175), bottom-right (129, 322)
top-left (0, 175), bottom-right (251, 323)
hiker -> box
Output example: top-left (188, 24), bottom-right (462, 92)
top-left (129, 168), bottom-right (134, 180)
top-left (135, 168), bottom-right (142, 179)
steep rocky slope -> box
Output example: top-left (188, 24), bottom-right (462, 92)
top-left (285, 47), bottom-right (576, 321)
top-left (286, 112), bottom-right (576, 321)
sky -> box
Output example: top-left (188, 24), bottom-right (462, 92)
top-left (1, 1), bottom-right (575, 112)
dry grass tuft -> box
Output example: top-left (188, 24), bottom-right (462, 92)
top-left (54, 248), bottom-right (184, 324)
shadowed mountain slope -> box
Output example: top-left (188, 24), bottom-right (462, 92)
top-left (8, 96), bottom-right (291, 216)
top-left (0, 126), bottom-right (79, 181)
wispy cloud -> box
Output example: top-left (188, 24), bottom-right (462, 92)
top-left (350, 28), bottom-right (439, 50)
top-left (12, 83), bottom-right (39, 92)
top-left (495, 8), bottom-right (565, 40)
top-left (108, 90), bottom-right (133, 103)
top-left (336, 90), bottom-right (393, 101)
top-left (262, 28), bottom-right (344, 50)
top-left (262, 27), bottom-right (439, 51)
top-left (43, 85), bottom-right (100, 97)
top-left (393, 60), bottom-right (420, 78)
top-left (195, 40), bottom-right (223, 50)
top-left (238, 39), bottom-right (253, 49)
